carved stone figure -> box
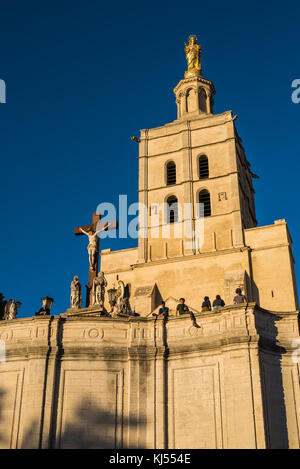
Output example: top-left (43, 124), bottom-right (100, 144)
top-left (115, 280), bottom-right (133, 315)
top-left (4, 299), bottom-right (22, 320)
top-left (79, 222), bottom-right (113, 271)
top-left (116, 280), bottom-right (126, 314)
top-left (79, 227), bottom-right (102, 270)
top-left (70, 275), bottom-right (82, 309)
top-left (92, 271), bottom-right (107, 306)
top-left (184, 35), bottom-right (201, 77)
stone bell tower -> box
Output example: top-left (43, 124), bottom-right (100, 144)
top-left (137, 35), bottom-right (257, 265)
top-left (102, 34), bottom-right (297, 314)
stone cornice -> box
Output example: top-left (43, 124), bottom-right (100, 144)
top-left (1, 303), bottom-right (298, 360)
top-left (173, 75), bottom-right (215, 95)
top-left (139, 124), bottom-right (234, 150)
top-left (139, 111), bottom-right (233, 139)
top-left (130, 246), bottom-right (249, 269)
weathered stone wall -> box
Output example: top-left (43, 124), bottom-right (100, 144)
top-left (102, 220), bottom-right (299, 315)
top-left (0, 304), bottom-right (299, 449)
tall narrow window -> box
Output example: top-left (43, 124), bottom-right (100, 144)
top-left (199, 88), bottom-right (207, 113)
top-left (167, 196), bottom-right (178, 223)
top-left (199, 190), bottom-right (211, 217)
top-left (166, 161), bottom-right (176, 185)
top-left (199, 155), bottom-right (209, 179)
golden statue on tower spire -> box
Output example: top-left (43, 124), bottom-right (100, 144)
top-left (184, 35), bottom-right (202, 78)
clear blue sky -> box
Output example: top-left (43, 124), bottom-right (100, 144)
top-left (0, 0), bottom-right (299, 317)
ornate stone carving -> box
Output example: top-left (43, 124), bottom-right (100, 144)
top-left (79, 227), bottom-right (102, 271)
top-left (115, 280), bottom-right (133, 316)
top-left (188, 325), bottom-right (202, 336)
top-left (70, 275), bottom-right (82, 309)
top-left (116, 280), bottom-right (127, 315)
top-left (218, 192), bottom-right (227, 201)
top-left (85, 328), bottom-right (104, 339)
top-left (3, 299), bottom-right (21, 320)
top-left (92, 272), bottom-right (107, 307)
top-left (224, 270), bottom-right (247, 306)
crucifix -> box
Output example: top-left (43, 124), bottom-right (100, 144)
top-left (74, 212), bottom-right (118, 307)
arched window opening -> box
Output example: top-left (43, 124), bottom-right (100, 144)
top-left (199, 155), bottom-right (209, 179)
top-left (167, 196), bottom-right (178, 223)
top-left (199, 190), bottom-right (211, 217)
top-left (166, 161), bottom-right (176, 185)
top-left (199, 88), bottom-right (207, 113)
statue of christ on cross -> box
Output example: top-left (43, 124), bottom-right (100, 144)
top-left (79, 225), bottom-right (110, 271)
top-left (74, 212), bottom-right (118, 307)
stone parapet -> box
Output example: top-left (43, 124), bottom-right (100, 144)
top-left (0, 304), bottom-right (299, 449)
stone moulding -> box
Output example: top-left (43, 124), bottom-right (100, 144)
top-left (0, 303), bottom-right (298, 358)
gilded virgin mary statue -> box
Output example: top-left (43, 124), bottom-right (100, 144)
top-left (184, 35), bottom-right (202, 78)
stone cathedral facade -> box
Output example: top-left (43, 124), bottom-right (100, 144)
top-left (0, 37), bottom-right (299, 449)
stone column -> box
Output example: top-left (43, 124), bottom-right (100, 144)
top-left (176, 98), bottom-right (181, 119)
top-left (19, 317), bottom-right (53, 448)
top-left (182, 122), bottom-right (195, 255)
top-left (206, 90), bottom-right (211, 114)
top-left (182, 93), bottom-right (187, 115)
top-left (138, 130), bottom-right (149, 263)
top-left (153, 319), bottom-right (168, 449)
top-left (40, 317), bottom-right (62, 448)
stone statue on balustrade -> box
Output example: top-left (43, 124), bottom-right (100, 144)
top-left (70, 275), bottom-right (82, 309)
top-left (92, 271), bottom-right (107, 307)
top-left (3, 299), bottom-right (22, 320)
top-left (115, 280), bottom-right (136, 316)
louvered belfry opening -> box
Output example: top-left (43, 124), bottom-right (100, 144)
top-left (166, 161), bottom-right (176, 185)
top-left (199, 155), bottom-right (209, 179)
top-left (199, 190), bottom-right (211, 217)
top-left (167, 196), bottom-right (178, 223)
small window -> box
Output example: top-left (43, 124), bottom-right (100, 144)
top-left (199, 155), bottom-right (209, 179)
top-left (166, 161), bottom-right (176, 185)
top-left (199, 190), bottom-right (211, 217)
top-left (167, 196), bottom-right (178, 223)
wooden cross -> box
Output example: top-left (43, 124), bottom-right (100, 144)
top-left (74, 212), bottom-right (118, 307)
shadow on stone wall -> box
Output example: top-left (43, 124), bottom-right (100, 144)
top-left (20, 397), bottom-right (145, 449)
top-left (245, 270), bottom-right (260, 306)
top-left (254, 309), bottom-right (289, 448)
top-left (0, 388), bottom-right (6, 448)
